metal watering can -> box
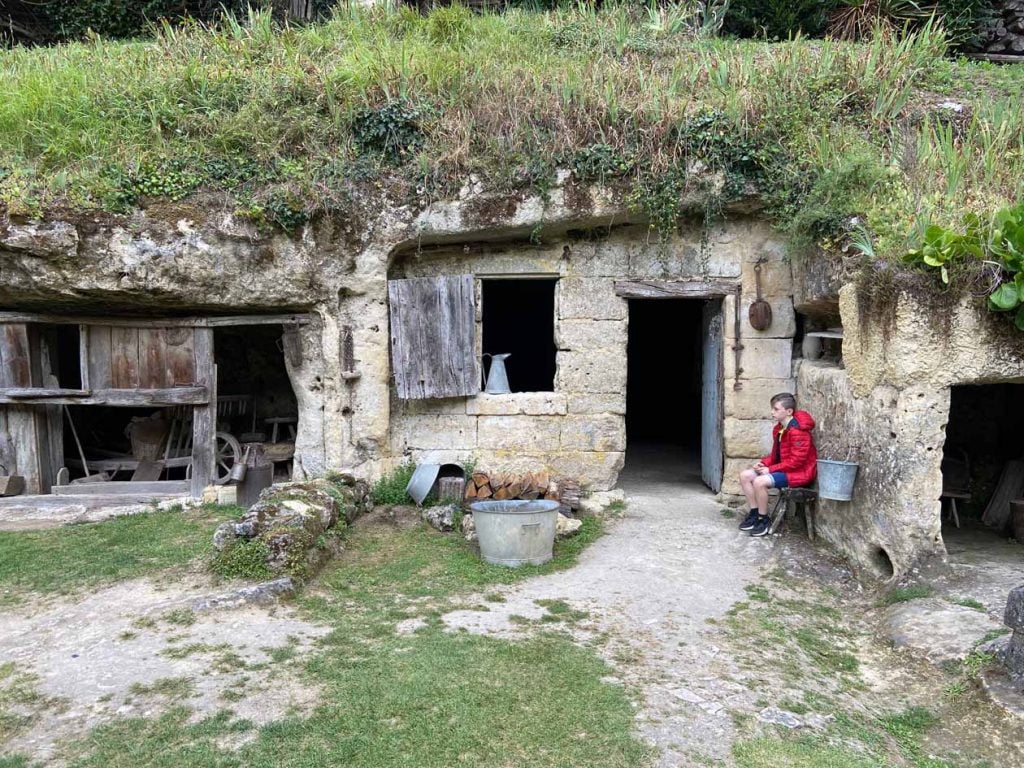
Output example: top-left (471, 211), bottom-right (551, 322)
top-left (482, 353), bottom-right (512, 394)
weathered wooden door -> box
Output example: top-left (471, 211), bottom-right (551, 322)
top-left (701, 300), bottom-right (724, 492)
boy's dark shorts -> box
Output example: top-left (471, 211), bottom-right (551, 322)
top-left (768, 472), bottom-right (789, 489)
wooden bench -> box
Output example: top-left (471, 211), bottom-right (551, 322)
top-left (769, 487), bottom-right (818, 539)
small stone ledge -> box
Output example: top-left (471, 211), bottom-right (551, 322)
top-left (190, 577), bottom-right (297, 612)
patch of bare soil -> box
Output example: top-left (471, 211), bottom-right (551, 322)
top-left (0, 567), bottom-right (329, 764)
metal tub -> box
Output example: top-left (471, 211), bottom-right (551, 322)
top-left (468, 499), bottom-right (560, 567)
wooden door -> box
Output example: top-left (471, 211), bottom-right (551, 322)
top-left (701, 300), bottom-right (724, 492)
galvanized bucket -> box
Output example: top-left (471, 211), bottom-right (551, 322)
top-left (817, 460), bottom-right (859, 501)
top-left (469, 499), bottom-right (560, 567)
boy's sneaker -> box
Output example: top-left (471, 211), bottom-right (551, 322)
top-left (738, 510), bottom-right (760, 531)
top-left (749, 515), bottom-right (772, 537)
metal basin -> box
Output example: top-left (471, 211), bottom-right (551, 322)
top-left (469, 499), bottom-right (560, 567)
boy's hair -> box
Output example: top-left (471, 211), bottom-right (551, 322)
top-left (770, 392), bottom-right (797, 411)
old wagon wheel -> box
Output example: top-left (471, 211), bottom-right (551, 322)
top-left (214, 431), bottom-right (243, 485)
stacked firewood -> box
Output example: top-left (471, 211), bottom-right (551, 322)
top-left (984, 1), bottom-right (1024, 54)
top-left (464, 471), bottom-right (582, 514)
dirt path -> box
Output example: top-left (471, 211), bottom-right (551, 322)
top-left (0, 571), bottom-right (329, 763)
top-left (444, 475), bottom-right (775, 767)
top-left (443, 473), bottom-right (1024, 768)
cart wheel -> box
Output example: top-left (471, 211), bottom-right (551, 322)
top-left (214, 432), bottom-right (242, 485)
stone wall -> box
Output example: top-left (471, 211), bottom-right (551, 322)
top-left (386, 222), bottom-right (793, 490)
top-left (2, 177), bottom-right (793, 493)
top-left (796, 284), bottom-right (1024, 577)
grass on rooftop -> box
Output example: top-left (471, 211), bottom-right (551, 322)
top-left (0, 4), bottom-right (1021, 259)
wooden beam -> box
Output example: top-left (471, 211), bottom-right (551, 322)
top-left (0, 313), bottom-right (313, 328)
top-left (190, 328), bottom-right (216, 498)
top-left (51, 480), bottom-right (189, 496)
top-left (0, 386), bottom-right (208, 406)
top-left (614, 280), bottom-right (738, 299)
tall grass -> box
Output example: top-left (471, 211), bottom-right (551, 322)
top-left (1, 3), bottom-right (1022, 255)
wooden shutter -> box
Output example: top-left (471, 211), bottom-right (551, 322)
top-left (388, 275), bottom-right (479, 400)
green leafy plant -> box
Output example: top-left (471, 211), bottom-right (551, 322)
top-left (370, 461), bottom-right (417, 505)
top-left (351, 100), bottom-right (427, 166)
top-left (210, 539), bottom-right (272, 580)
top-left (904, 219), bottom-right (984, 284)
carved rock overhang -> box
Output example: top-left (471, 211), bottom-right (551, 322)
top-left (0, 175), bottom-right (775, 314)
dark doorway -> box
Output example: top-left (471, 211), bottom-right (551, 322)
top-left (623, 299), bottom-right (713, 486)
top-left (942, 383), bottom-right (1024, 544)
top-left (481, 278), bottom-right (557, 393)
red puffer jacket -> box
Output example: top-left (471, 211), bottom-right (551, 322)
top-left (761, 410), bottom-right (818, 487)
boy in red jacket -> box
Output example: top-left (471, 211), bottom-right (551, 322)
top-left (738, 392), bottom-right (817, 537)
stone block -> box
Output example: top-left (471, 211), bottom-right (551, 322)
top-left (393, 397), bottom-right (468, 416)
top-left (562, 240), bottom-right (613, 277)
top-left (546, 451), bottom-right (625, 489)
top-left (723, 379), bottom-right (797, 420)
top-left (1005, 585), bottom-right (1024, 630)
top-left (741, 257), bottom-right (793, 297)
top-left (477, 415), bottom-right (562, 451)
top-left (556, 349), bottom-right (628, 393)
top-left (724, 418), bottom-right (775, 457)
top-left (555, 319), bottom-right (627, 350)
top-left (466, 392), bottom-right (567, 416)
top-left (467, 450), bottom-right (624, 490)
top-left (558, 278), bottom-right (627, 320)
top-left (721, 457), bottom-right (762, 496)
top-left (567, 393), bottom-right (627, 415)
top-left (723, 294), bottom-right (796, 340)
top-left (392, 415), bottom-right (478, 451)
top-left (560, 414), bottom-right (626, 451)
top-left (401, 249), bottom-right (562, 278)
top-left (723, 338), bottom-right (793, 381)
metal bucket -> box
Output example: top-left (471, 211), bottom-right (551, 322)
top-left (817, 460), bottom-right (859, 501)
top-left (469, 499), bottom-right (560, 567)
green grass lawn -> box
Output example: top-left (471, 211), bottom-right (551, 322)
top-left (0, 505), bottom-right (240, 604)
top-left (1, 512), bottom-right (648, 767)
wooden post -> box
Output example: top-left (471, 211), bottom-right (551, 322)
top-left (190, 328), bottom-right (216, 498)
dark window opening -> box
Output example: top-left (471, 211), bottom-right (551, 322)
top-left (943, 383), bottom-right (1024, 542)
top-left (40, 324), bottom-right (82, 389)
top-left (481, 279), bottom-right (556, 393)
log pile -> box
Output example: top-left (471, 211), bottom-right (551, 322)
top-left (984, 1), bottom-right (1024, 55)
top-left (463, 470), bottom-right (582, 514)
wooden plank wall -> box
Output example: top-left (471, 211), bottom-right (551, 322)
top-left (0, 323), bottom-right (43, 490)
top-left (190, 327), bottom-right (216, 497)
top-left (89, 326), bottom-right (197, 389)
top-left (388, 275), bottom-right (479, 400)
top-left (0, 324), bottom-right (32, 388)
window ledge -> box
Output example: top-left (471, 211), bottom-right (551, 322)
top-left (466, 392), bottom-right (567, 416)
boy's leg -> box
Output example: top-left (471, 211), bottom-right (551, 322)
top-left (739, 468), bottom-right (758, 510)
top-left (753, 475), bottom-right (772, 515)
top-left (750, 473), bottom-right (787, 537)
top-left (738, 469), bottom-right (761, 530)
